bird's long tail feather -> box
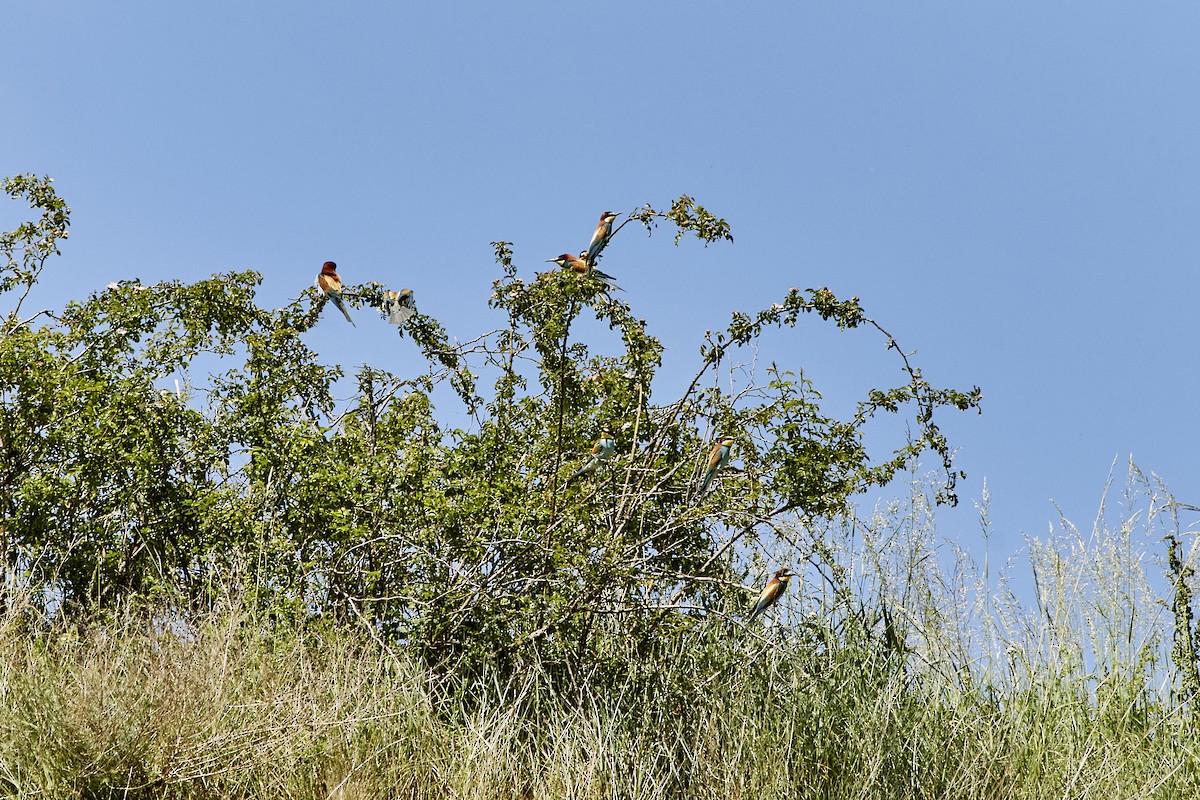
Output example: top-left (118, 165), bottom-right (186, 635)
top-left (333, 297), bottom-right (355, 327)
top-left (592, 269), bottom-right (623, 292)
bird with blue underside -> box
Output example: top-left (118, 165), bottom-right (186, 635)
top-left (568, 430), bottom-right (616, 482)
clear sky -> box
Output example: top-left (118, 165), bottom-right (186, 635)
top-left (5, 2), bottom-right (1199, 587)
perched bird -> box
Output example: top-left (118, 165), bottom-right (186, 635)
top-left (585, 211), bottom-right (620, 266)
top-left (548, 253), bottom-right (623, 293)
top-left (697, 436), bottom-right (735, 497)
top-left (748, 569), bottom-right (794, 624)
top-left (315, 261), bottom-right (355, 327)
top-left (568, 431), bottom-right (616, 481)
top-left (384, 288), bottom-right (416, 325)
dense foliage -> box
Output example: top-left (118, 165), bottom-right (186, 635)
top-left (0, 174), bottom-right (981, 680)
top-left (4, 470), bottom-right (1196, 798)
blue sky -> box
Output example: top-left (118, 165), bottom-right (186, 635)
top-left (5, 2), bottom-right (1199, 583)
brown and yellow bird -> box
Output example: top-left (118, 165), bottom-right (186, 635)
top-left (547, 253), bottom-right (623, 293)
top-left (748, 569), bottom-right (794, 624)
top-left (585, 210), bottom-right (620, 266)
top-left (384, 288), bottom-right (415, 325)
top-left (315, 261), bottom-right (355, 327)
top-left (698, 436), bottom-right (734, 497)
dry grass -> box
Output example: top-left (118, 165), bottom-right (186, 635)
top-left (3, 464), bottom-right (1200, 798)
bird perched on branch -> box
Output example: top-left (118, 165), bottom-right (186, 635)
top-left (568, 431), bottom-right (616, 482)
top-left (548, 253), bottom-right (623, 293)
top-left (748, 569), bottom-right (794, 624)
top-left (384, 288), bottom-right (415, 325)
top-left (585, 210), bottom-right (619, 266)
top-left (697, 436), bottom-right (734, 497)
top-left (316, 261), bottom-right (355, 327)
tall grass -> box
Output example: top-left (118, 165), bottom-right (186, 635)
top-left (3, 462), bottom-right (1199, 798)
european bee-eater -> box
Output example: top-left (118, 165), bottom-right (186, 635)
top-left (568, 431), bottom-right (616, 481)
top-left (384, 288), bottom-right (415, 325)
top-left (697, 436), bottom-right (734, 497)
top-left (585, 211), bottom-right (619, 266)
top-left (548, 253), bottom-right (624, 293)
top-left (748, 569), bottom-right (794, 624)
top-left (316, 261), bottom-right (355, 327)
